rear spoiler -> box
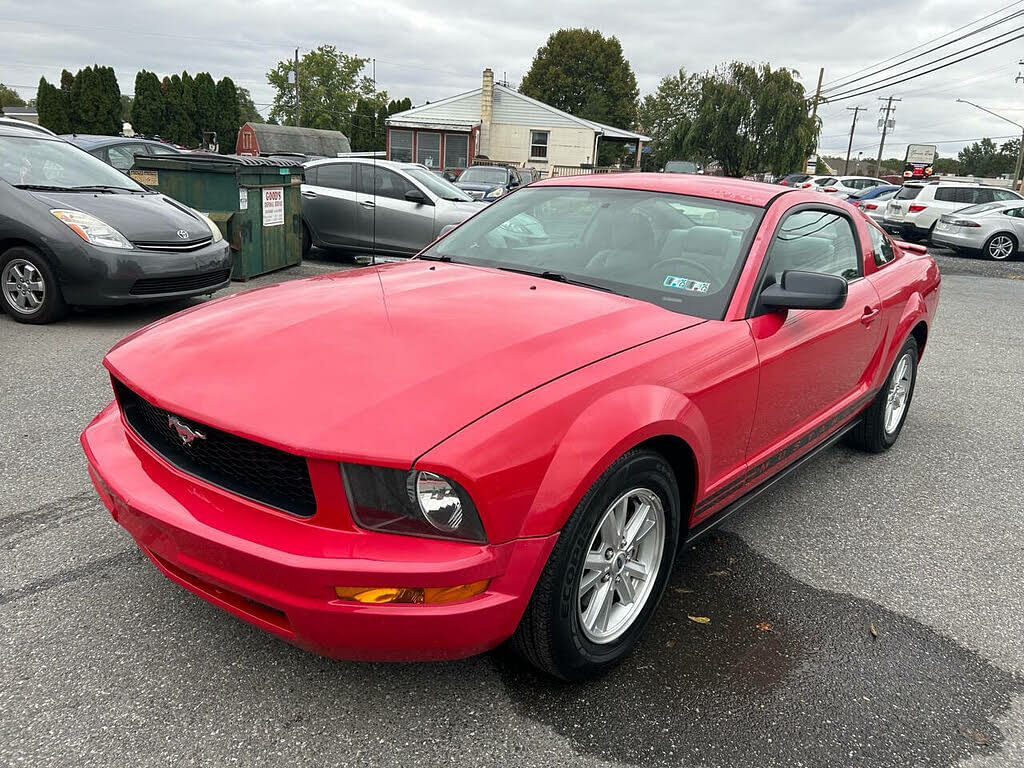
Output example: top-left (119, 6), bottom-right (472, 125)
top-left (894, 240), bottom-right (928, 256)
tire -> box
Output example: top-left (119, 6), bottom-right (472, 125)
top-left (983, 233), bottom-right (1017, 261)
top-left (847, 336), bottom-right (918, 453)
top-left (511, 448), bottom-right (682, 681)
top-left (0, 246), bottom-right (67, 324)
top-left (301, 222), bottom-right (312, 258)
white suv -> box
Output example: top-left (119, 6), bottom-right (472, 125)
top-left (883, 181), bottom-right (1022, 242)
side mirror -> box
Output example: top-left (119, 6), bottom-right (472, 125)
top-left (760, 270), bottom-right (848, 311)
top-left (404, 188), bottom-right (428, 204)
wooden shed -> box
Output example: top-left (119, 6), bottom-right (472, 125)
top-left (236, 123), bottom-right (352, 158)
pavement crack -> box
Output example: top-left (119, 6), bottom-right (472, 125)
top-left (0, 489), bottom-right (100, 549)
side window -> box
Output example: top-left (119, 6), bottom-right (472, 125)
top-left (148, 144), bottom-right (178, 156)
top-left (358, 165), bottom-right (414, 201)
top-left (764, 208), bottom-right (861, 288)
top-left (934, 188), bottom-right (957, 203)
top-left (973, 189), bottom-right (996, 205)
top-left (992, 189), bottom-right (1018, 202)
top-left (867, 223), bottom-right (896, 266)
top-left (1002, 207), bottom-right (1024, 218)
top-left (316, 163), bottom-right (356, 192)
top-left (107, 144), bottom-right (147, 171)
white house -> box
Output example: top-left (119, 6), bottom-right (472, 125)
top-left (385, 69), bottom-right (649, 175)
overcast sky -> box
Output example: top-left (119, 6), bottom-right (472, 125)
top-left (2, 0), bottom-right (1022, 163)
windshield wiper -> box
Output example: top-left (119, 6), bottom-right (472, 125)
top-left (70, 185), bottom-right (138, 193)
top-left (418, 254), bottom-right (453, 262)
top-left (496, 266), bottom-right (615, 293)
top-left (12, 183), bottom-right (77, 192)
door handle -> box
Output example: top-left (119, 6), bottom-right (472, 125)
top-left (360, 200), bottom-right (376, 209)
top-left (301, 191), bottom-right (317, 198)
top-left (860, 307), bottom-right (880, 325)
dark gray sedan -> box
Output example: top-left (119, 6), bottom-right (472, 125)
top-left (0, 123), bottom-right (231, 324)
top-left (301, 159), bottom-right (485, 257)
top-left (62, 134), bottom-right (184, 172)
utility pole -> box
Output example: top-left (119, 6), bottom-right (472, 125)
top-left (1015, 63), bottom-right (1024, 190)
top-left (844, 106), bottom-right (865, 174)
top-left (805, 67), bottom-right (825, 174)
top-left (294, 47), bottom-right (301, 127)
top-left (875, 96), bottom-right (900, 177)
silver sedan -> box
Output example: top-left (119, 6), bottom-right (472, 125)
top-left (931, 200), bottom-right (1024, 261)
top-left (301, 159), bottom-right (486, 257)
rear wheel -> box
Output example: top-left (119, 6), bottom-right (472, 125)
top-left (847, 336), bottom-right (918, 453)
top-left (983, 233), bottom-right (1017, 261)
top-left (511, 448), bottom-right (681, 681)
top-left (301, 222), bottom-right (312, 257)
top-left (0, 246), bottom-right (67, 324)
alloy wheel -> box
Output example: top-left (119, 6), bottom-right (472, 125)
top-left (2, 259), bottom-right (46, 314)
top-left (884, 352), bottom-right (914, 434)
top-left (578, 487), bottom-right (665, 644)
top-left (988, 235), bottom-right (1014, 261)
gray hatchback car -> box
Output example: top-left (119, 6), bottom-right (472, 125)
top-left (301, 159), bottom-right (485, 257)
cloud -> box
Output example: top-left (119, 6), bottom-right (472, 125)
top-left (2, 0), bottom-right (1020, 161)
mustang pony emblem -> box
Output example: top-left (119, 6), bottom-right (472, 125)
top-left (168, 415), bottom-right (206, 446)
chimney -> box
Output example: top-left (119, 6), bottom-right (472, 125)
top-left (479, 68), bottom-right (494, 157)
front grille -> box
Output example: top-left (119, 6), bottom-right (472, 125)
top-left (114, 380), bottom-right (317, 517)
top-left (132, 235), bottom-right (213, 252)
top-left (130, 268), bottom-right (231, 296)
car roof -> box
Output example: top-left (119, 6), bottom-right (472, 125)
top-left (61, 134), bottom-right (173, 150)
top-left (533, 172), bottom-right (785, 207)
top-left (0, 119), bottom-right (61, 139)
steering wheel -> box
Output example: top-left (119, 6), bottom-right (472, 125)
top-left (650, 257), bottom-right (718, 287)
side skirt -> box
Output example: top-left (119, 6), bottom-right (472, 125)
top-left (683, 418), bottom-right (861, 546)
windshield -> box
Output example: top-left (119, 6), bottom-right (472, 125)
top-left (405, 168), bottom-right (473, 201)
top-left (664, 161), bottom-right (697, 173)
top-left (421, 186), bottom-right (762, 320)
top-left (459, 167), bottom-right (508, 185)
top-left (0, 136), bottom-right (147, 191)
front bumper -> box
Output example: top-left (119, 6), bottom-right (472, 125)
top-left (57, 239), bottom-right (232, 306)
top-left (80, 403), bottom-right (556, 662)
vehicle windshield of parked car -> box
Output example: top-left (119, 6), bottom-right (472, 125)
top-left (0, 136), bottom-right (147, 192)
top-left (421, 186), bottom-right (762, 319)
top-left (664, 161), bottom-right (698, 173)
top-left (459, 167), bottom-right (508, 185)
top-left (405, 168), bottom-right (474, 202)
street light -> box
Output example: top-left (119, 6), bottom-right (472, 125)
top-left (955, 98), bottom-right (1024, 190)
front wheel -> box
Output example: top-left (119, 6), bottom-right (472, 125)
top-left (511, 448), bottom-right (681, 681)
top-left (983, 233), bottom-right (1017, 261)
top-left (0, 246), bottom-right (67, 324)
top-left (848, 336), bottom-right (918, 453)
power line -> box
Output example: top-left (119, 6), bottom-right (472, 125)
top-left (821, 0), bottom-right (1024, 90)
top-left (823, 28), bottom-right (1024, 103)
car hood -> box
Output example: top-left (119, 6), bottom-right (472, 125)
top-left (105, 260), bottom-right (702, 463)
top-left (30, 190), bottom-right (208, 244)
top-left (438, 199), bottom-right (488, 215)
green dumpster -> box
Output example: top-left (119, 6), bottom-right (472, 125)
top-left (130, 154), bottom-right (305, 280)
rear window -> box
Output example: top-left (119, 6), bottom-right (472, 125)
top-left (956, 201), bottom-right (1004, 216)
top-left (895, 185), bottom-right (922, 200)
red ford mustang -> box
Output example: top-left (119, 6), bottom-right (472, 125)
top-left (81, 174), bottom-right (940, 680)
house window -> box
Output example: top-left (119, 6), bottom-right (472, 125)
top-left (416, 132), bottom-right (441, 168)
top-left (390, 130), bottom-right (413, 163)
top-left (444, 134), bottom-right (468, 168)
top-left (530, 130), bottom-right (549, 160)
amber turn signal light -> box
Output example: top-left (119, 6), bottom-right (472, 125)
top-left (334, 580), bottom-right (489, 605)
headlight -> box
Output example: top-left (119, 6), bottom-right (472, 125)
top-left (484, 187), bottom-right (505, 200)
top-left (340, 464), bottom-right (486, 543)
top-left (51, 209), bottom-right (132, 249)
top-left (193, 209), bottom-right (224, 243)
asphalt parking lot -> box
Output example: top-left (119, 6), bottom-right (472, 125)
top-left (2, 248), bottom-right (1022, 768)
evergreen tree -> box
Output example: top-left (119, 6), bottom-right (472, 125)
top-left (36, 77), bottom-right (71, 134)
top-left (97, 66), bottom-right (122, 134)
top-left (163, 75), bottom-right (192, 146)
top-left (192, 72), bottom-right (218, 145)
top-left (132, 70), bottom-right (165, 136)
top-left (180, 71), bottom-right (196, 142)
top-left (215, 77), bottom-right (241, 153)
top-left (69, 66), bottom-right (101, 133)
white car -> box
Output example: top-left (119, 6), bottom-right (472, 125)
top-left (819, 176), bottom-right (891, 199)
top-left (794, 175), bottom-right (836, 190)
top-left (883, 180), bottom-right (1023, 242)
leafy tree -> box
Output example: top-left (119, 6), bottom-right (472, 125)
top-left (132, 70), bottom-right (165, 136)
top-left (0, 83), bottom-right (26, 108)
top-left (520, 28), bottom-right (638, 132)
top-left (36, 77), bottom-right (71, 134)
top-left (215, 77), bottom-right (242, 153)
top-left (192, 72), bottom-right (218, 144)
top-left (958, 137), bottom-right (1018, 177)
top-left (162, 75), bottom-right (192, 146)
top-left (682, 62), bottom-right (817, 177)
top-left (267, 44), bottom-right (381, 131)
top-left (637, 68), bottom-right (702, 170)
top-left (236, 86), bottom-right (261, 123)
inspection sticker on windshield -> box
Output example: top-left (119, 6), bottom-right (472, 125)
top-left (663, 275), bottom-right (710, 293)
